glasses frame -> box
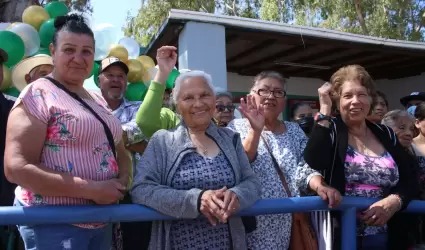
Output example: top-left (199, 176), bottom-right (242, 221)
top-left (253, 89), bottom-right (286, 98)
top-left (215, 105), bottom-right (236, 112)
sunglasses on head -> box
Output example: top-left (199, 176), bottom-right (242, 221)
top-left (216, 105), bottom-right (235, 112)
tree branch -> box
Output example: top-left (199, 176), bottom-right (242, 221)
top-left (415, 7), bottom-right (425, 32)
top-left (354, 0), bottom-right (368, 34)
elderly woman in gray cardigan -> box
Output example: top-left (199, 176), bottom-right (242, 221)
top-left (130, 46), bottom-right (261, 250)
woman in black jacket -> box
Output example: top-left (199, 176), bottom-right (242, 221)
top-left (304, 65), bottom-right (419, 250)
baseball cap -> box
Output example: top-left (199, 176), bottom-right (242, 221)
top-left (99, 57), bottom-right (129, 75)
top-left (400, 92), bottom-right (425, 107)
top-left (0, 48), bottom-right (8, 64)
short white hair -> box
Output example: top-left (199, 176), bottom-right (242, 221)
top-left (172, 70), bottom-right (214, 104)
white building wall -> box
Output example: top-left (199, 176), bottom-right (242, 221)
top-left (375, 74), bottom-right (425, 109)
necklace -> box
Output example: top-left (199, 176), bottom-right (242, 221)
top-left (350, 128), bottom-right (369, 155)
top-left (188, 132), bottom-right (208, 155)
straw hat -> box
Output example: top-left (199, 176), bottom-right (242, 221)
top-left (12, 54), bottom-right (53, 91)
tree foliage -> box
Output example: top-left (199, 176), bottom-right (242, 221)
top-left (124, 0), bottom-right (425, 46)
top-left (0, 0), bottom-right (92, 22)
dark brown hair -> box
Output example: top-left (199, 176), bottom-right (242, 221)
top-left (415, 103), bottom-right (425, 121)
top-left (330, 65), bottom-right (376, 100)
top-left (373, 91), bottom-right (389, 107)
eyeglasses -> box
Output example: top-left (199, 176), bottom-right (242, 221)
top-left (253, 89), bottom-right (286, 98)
top-left (216, 105), bottom-right (235, 112)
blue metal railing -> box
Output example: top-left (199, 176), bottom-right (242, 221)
top-left (1, 196), bottom-right (425, 249)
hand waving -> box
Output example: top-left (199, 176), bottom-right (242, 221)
top-left (155, 46), bottom-right (177, 83)
top-left (239, 94), bottom-right (265, 132)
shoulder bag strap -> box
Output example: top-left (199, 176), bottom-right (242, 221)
top-left (44, 77), bottom-right (117, 159)
top-left (260, 134), bottom-right (292, 197)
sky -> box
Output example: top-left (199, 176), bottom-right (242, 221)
top-left (89, 0), bottom-right (141, 36)
top-left (84, 0), bottom-right (141, 90)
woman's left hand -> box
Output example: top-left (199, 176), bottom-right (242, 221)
top-left (216, 189), bottom-right (240, 223)
top-left (360, 196), bottom-right (400, 226)
top-left (316, 184), bottom-right (343, 208)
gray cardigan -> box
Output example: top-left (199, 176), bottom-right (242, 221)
top-left (130, 122), bottom-right (261, 250)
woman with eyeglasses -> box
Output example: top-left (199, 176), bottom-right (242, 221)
top-left (214, 90), bottom-right (236, 127)
top-left (227, 70), bottom-right (342, 250)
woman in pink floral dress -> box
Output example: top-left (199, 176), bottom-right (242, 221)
top-left (4, 14), bottom-right (130, 250)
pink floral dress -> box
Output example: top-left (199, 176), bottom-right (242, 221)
top-left (344, 145), bottom-right (399, 236)
top-left (13, 77), bottom-right (122, 227)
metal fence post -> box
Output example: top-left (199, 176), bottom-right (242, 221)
top-left (341, 207), bottom-right (357, 250)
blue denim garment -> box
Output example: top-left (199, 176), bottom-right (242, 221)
top-left (15, 199), bottom-right (112, 250)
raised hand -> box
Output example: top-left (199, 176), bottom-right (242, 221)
top-left (155, 46), bottom-right (177, 84)
top-left (239, 94), bottom-right (265, 132)
top-left (318, 82), bottom-right (333, 115)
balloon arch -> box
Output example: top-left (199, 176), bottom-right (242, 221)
top-left (0, 2), bottom-right (179, 101)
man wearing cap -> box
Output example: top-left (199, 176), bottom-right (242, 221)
top-left (11, 54), bottom-right (53, 91)
top-left (400, 92), bottom-right (425, 109)
top-left (97, 56), bottom-right (150, 249)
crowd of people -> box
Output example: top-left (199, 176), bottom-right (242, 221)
top-left (1, 13), bottom-right (425, 250)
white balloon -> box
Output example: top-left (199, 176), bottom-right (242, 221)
top-left (119, 37), bottom-right (140, 59)
top-left (8, 23), bottom-right (40, 56)
top-left (93, 23), bottom-right (120, 61)
top-left (0, 22), bottom-right (11, 31)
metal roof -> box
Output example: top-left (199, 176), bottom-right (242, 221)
top-left (145, 9), bottom-right (425, 80)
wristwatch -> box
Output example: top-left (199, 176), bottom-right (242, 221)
top-left (314, 112), bottom-right (332, 122)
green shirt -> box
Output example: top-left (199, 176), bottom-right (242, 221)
top-left (135, 81), bottom-right (180, 139)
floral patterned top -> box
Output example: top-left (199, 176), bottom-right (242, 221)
top-left (13, 77), bottom-right (122, 207)
top-left (227, 119), bottom-right (321, 250)
top-left (344, 145), bottom-right (399, 236)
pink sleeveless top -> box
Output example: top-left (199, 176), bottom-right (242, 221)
top-left (13, 77), bottom-right (122, 207)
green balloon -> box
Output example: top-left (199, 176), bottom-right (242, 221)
top-left (0, 31), bottom-right (25, 67)
top-left (33, 47), bottom-right (51, 56)
top-left (88, 62), bottom-right (100, 79)
top-left (125, 82), bottom-right (147, 101)
top-left (2, 87), bottom-right (20, 97)
top-left (45, 1), bottom-right (69, 18)
top-left (166, 69), bottom-right (180, 89)
top-left (39, 18), bottom-right (55, 48)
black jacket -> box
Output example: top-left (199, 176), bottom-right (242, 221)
top-left (304, 115), bottom-right (419, 250)
top-left (0, 93), bottom-right (16, 206)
